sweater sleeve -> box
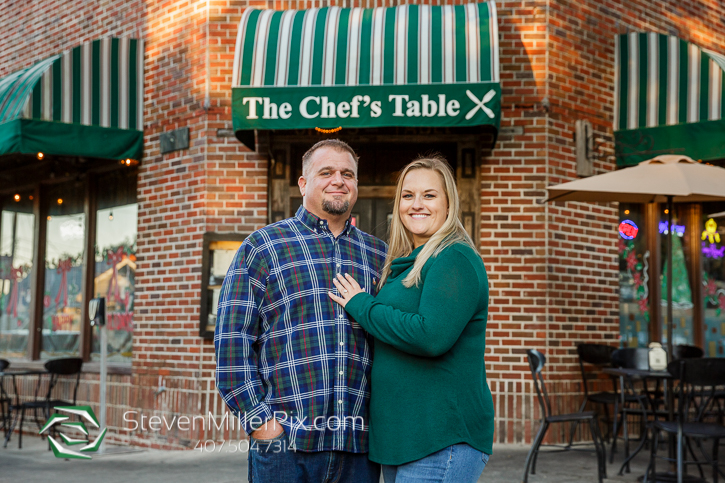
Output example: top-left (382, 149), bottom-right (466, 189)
top-left (344, 246), bottom-right (482, 358)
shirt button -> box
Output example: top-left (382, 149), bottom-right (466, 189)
top-left (338, 400), bottom-right (343, 404)
top-left (339, 371), bottom-right (344, 375)
top-left (339, 341), bottom-right (344, 346)
top-left (319, 221), bottom-right (324, 225)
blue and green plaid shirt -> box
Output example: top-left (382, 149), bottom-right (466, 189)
top-left (215, 206), bottom-right (387, 453)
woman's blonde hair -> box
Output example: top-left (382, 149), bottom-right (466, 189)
top-left (380, 155), bottom-right (478, 288)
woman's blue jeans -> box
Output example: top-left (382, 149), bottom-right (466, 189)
top-left (382, 443), bottom-right (489, 483)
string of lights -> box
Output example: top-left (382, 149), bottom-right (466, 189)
top-left (314, 127), bottom-right (343, 134)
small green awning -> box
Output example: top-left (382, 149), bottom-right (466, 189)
top-left (614, 33), bottom-right (725, 166)
top-left (231, 2), bottom-right (501, 148)
top-left (0, 37), bottom-right (144, 161)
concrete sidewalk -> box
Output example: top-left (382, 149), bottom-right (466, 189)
top-left (2, 435), bottom-right (648, 483)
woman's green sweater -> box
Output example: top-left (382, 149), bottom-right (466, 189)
top-left (345, 242), bottom-right (493, 466)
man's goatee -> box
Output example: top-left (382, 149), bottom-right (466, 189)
top-left (322, 199), bottom-right (350, 215)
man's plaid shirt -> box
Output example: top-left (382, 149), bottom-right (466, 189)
top-left (215, 206), bottom-right (387, 453)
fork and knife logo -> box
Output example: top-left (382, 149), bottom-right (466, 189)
top-left (465, 89), bottom-right (496, 120)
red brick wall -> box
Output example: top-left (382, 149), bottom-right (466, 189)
top-left (0, 0), bottom-right (145, 72)
top-left (482, 0), bottom-right (547, 443)
top-left (134, 0), bottom-right (269, 448)
top-left (3, 0), bottom-right (724, 448)
top-left (133, 0), bottom-right (212, 448)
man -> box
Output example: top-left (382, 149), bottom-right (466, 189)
top-left (215, 139), bottom-right (386, 483)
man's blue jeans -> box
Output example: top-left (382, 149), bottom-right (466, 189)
top-left (381, 443), bottom-right (490, 483)
top-left (248, 432), bottom-right (380, 483)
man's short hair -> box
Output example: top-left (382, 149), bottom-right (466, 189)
top-left (301, 139), bottom-right (359, 178)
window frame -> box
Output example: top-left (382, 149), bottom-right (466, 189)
top-left (199, 232), bottom-right (249, 340)
top-left (0, 166), bottom-right (137, 363)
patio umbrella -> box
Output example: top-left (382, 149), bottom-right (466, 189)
top-left (546, 155), bottom-right (725, 358)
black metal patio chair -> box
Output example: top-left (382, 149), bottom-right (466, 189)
top-left (11, 357), bottom-right (82, 449)
top-left (573, 344), bottom-right (618, 443)
top-left (662, 344), bottom-right (703, 413)
top-left (672, 345), bottom-right (704, 361)
top-left (646, 358), bottom-right (725, 483)
top-left (523, 349), bottom-right (607, 483)
top-left (0, 359), bottom-right (9, 437)
top-left (611, 347), bottom-right (650, 370)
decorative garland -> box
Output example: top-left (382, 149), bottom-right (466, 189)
top-left (703, 274), bottom-right (725, 317)
top-left (106, 247), bottom-right (125, 303)
top-left (54, 258), bottom-right (73, 308)
top-left (5, 267), bottom-right (23, 318)
top-left (619, 237), bottom-right (650, 322)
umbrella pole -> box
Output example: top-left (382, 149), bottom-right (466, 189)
top-left (666, 195), bottom-right (673, 358)
top-left (666, 195), bottom-right (676, 474)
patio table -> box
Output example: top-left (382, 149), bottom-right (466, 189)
top-left (603, 367), bottom-right (700, 482)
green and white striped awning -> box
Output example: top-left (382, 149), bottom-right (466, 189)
top-left (231, 2), bottom-right (501, 147)
top-left (0, 37), bottom-right (144, 160)
top-left (614, 33), bottom-right (725, 165)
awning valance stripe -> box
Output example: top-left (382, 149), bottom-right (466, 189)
top-left (0, 38), bottom-right (144, 131)
top-left (614, 32), bottom-right (725, 131)
top-left (0, 56), bottom-right (59, 124)
top-left (233, 2), bottom-right (499, 87)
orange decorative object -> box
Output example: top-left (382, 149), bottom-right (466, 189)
top-left (314, 127), bottom-right (343, 134)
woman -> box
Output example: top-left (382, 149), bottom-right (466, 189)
top-left (328, 156), bottom-right (493, 483)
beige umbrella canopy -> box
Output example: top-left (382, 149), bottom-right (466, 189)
top-left (546, 155), bottom-right (725, 204)
top-left (546, 155), bottom-right (725, 359)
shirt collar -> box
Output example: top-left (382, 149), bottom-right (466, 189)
top-left (295, 205), bottom-right (354, 237)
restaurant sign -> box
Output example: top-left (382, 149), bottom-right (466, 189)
top-left (232, 83), bottom-right (501, 132)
